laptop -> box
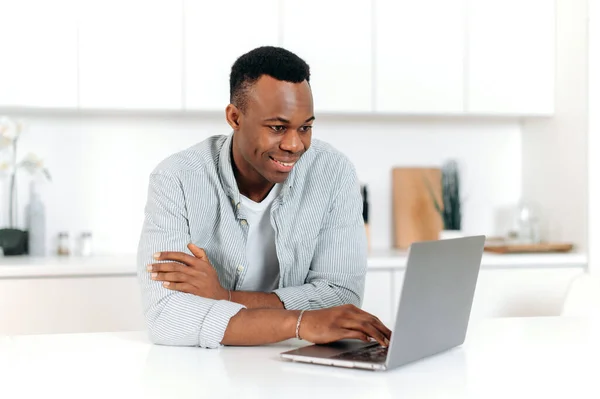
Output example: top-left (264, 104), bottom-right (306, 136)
top-left (280, 235), bottom-right (485, 371)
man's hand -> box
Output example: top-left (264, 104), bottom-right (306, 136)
top-left (148, 243), bottom-right (228, 300)
top-left (299, 304), bottom-right (392, 347)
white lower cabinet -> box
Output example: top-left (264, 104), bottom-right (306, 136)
top-left (0, 266), bottom-right (584, 335)
top-left (379, 268), bottom-right (584, 327)
top-left (0, 276), bottom-right (145, 335)
top-left (361, 270), bottom-right (394, 327)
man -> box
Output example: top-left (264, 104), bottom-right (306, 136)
top-left (137, 46), bottom-right (391, 348)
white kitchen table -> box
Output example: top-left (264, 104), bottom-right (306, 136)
top-left (1, 317), bottom-right (599, 399)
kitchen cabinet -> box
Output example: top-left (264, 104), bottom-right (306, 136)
top-left (0, 276), bottom-right (145, 335)
top-left (184, 0), bottom-right (279, 111)
top-left (78, 0), bottom-right (183, 110)
top-left (388, 267), bottom-right (583, 326)
top-left (467, 0), bottom-right (555, 115)
top-left (0, 254), bottom-right (585, 335)
top-left (0, 0), bottom-right (78, 108)
top-left (281, 0), bottom-right (372, 113)
top-left (0, 0), bottom-right (557, 116)
top-left (361, 270), bottom-right (394, 327)
top-left (375, 0), bottom-right (466, 114)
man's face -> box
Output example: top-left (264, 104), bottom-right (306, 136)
top-left (228, 75), bottom-right (314, 184)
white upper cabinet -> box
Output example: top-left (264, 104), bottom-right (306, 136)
top-left (184, 0), bottom-right (279, 111)
top-left (375, 0), bottom-right (466, 114)
top-left (467, 0), bottom-right (555, 115)
top-left (78, 0), bottom-right (183, 110)
top-left (281, 0), bottom-right (372, 113)
top-left (0, 0), bottom-right (78, 108)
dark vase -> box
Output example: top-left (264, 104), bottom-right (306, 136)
top-left (0, 228), bottom-right (28, 255)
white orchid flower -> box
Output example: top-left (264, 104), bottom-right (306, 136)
top-left (18, 152), bottom-right (52, 180)
top-left (0, 116), bottom-right (20, 140)
top-left (0, 116), bottom-right (23, 149)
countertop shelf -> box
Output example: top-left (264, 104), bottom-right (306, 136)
top-left (0, 250), bottom-right (588, 278)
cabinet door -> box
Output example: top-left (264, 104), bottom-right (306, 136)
top-left (467, 0), bottom-right (555, 115)
top-left (0, 276), bottom-right (144, 335)
top-left (391, 268), bottom-right (582, 324)
top-left (0, 0), bottom-right (78, 108)
top-left (184, 0), bottom-right (279, 111)
top-left (470, 269), bottom-right (583, 319)
top-left (79, 0), bottom-right (183, 110)
top-left (281, 0), bottom-right (372, 113)
top-left (375, 0), bottom-right (466, 114)
top-left (361, 270), bottom-right (394, 327)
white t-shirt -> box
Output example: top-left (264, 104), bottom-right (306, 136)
top-left (237, 184), bottom-right (282, 292)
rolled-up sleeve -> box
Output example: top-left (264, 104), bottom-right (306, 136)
top-left (137, 171), bottom-right (245, 348)
top-left (274, 159), bottom-right (367, 310)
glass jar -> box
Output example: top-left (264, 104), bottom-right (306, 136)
top-left (57, 232), bottom-right (70, 256)
top-left (79, 232), bottom-right (93, 257)
top-left (516, 201), bottom-right (541, 244)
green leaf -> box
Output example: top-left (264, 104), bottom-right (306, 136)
top-left (422, 174), bottom-right (443, 215)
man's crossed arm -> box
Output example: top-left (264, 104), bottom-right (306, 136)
top-left (146, 242), bottom-right (391, 347)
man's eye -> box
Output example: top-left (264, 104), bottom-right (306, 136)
top-left (299, 125), bottom-right (313, 133)
top-left (270, 125), bottom-right (285, 132)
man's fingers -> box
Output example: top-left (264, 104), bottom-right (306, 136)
top-left (341, 329), bottom-right (370, 343)
top-left (352, 308), bottom-right (392, 341)
top-left (368, 315), bottom-right (392, 340)
top-left (187, 243), bottom-right (208, 261)
top-left (153, 251), bottom-right (197, 266)
top-left (151, 271), bottom-right (189, 283)
top-left (344, 319), bottom-right (388, 347)
top-left (148, 262), bottom-right (192, 274)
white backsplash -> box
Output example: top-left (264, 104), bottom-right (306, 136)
top-left (0, 113), bottom-right (521, 255)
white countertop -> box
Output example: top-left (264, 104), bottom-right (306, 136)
top-left (0, 250), bottom-right (588, 278)
top-left (2, 317), bottom-right (599, 399)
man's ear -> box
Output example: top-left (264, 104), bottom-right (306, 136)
top-left (225, 104), bottom-right (242, 131)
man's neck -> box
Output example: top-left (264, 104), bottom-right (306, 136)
top-left (231, 146), bottom-right (274, 203)
top-left (236, 174), bottom-right (275, 203)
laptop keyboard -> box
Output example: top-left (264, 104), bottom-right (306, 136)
top-left (331, 343), bottom-right (388, 363)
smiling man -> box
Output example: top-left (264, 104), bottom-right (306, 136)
top-left (137, 46), bottom-right (391, 348)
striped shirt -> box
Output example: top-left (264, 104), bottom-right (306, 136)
top-left (136, 133), bottom-right (367, 348)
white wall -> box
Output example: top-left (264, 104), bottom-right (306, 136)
top-left (0, 112), bottom-right (521, 254)
top-left (589, 0), bottom-right (600, 273)
top-left (521, 0), bottom-right (589, 251)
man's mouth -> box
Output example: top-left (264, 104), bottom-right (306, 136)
top-left (269, 156), bottom-right (297, 172)
top-left (270, 157), bottom-right (296, 167)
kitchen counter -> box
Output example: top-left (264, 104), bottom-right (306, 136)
top-left (0, 250), bottom-right (588, 278)
top-left (2, 317), bottom-right (599, 399)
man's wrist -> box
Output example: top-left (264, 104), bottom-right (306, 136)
top-left (284, 310), bottom-right (302, 340)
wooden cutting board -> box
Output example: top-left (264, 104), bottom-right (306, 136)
top-left (484, 242), bottom-right (574, 254)
top-left (392, 167), bottom-right (443, 249)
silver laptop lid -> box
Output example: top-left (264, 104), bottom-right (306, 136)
top-left (385, 236), bottom-right (485, 369)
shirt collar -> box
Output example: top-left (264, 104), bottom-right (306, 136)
top-left (218, 132), bottom-right (297, 205)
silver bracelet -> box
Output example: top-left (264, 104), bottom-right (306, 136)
top-left (295, 310), bottom-right (306, 340)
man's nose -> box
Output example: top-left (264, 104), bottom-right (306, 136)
top-left (280, 130), bottom-right (303, 153)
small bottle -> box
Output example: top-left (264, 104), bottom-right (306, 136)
top-left (79, 232), bottom-right (93, 257)
top-left (57, 232), bottom-right (70, 256)
top-left (26, 181), bottom-right (46, 257)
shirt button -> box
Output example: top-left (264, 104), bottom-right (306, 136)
top-left (241, 220), bottom-right (247, 226)
top-left (237, 265), bottom-right (244, 273)
top-left (236, 203), bottom-right (241, 209)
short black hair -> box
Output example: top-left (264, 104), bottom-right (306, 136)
top-left (229, 46), bottom-right (310, 112)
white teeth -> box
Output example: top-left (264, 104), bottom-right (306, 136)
top-left (273, 158), bottom-right (295, 167)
